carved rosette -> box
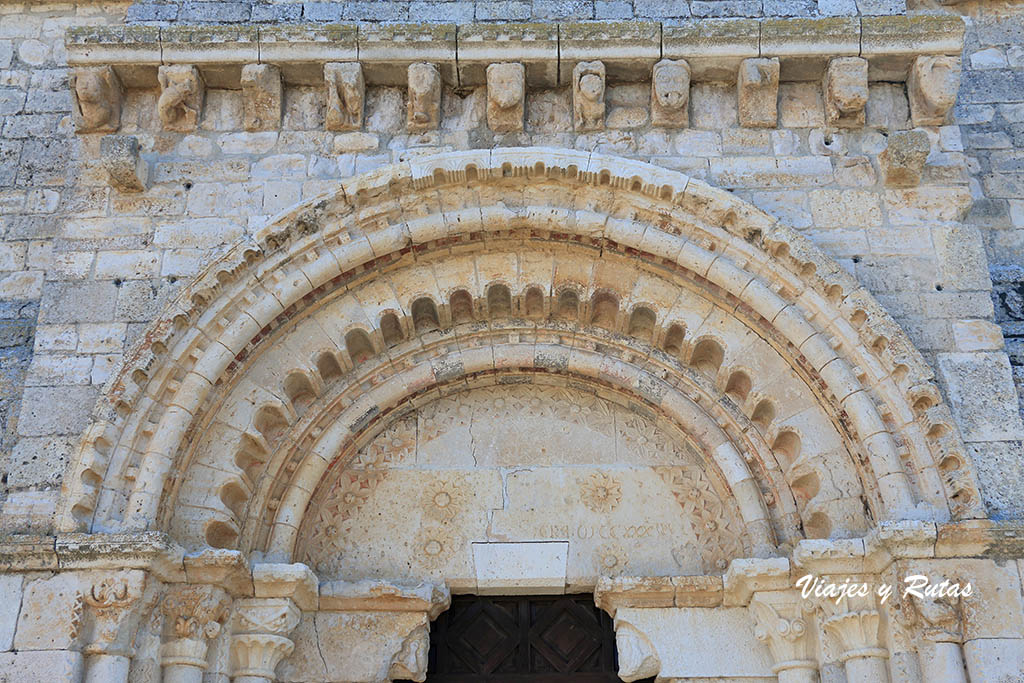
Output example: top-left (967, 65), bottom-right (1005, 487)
top-left (749, 592), bottom-right (818, 676)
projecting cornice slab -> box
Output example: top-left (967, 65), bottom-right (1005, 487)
top-left (66, 15), bottom-right (964, 89)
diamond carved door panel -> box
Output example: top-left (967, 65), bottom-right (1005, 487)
top-left (415, 594), bottom-right (654, 682)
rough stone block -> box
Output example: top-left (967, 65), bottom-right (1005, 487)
top-left (0, 651), bottom-right (84, 681)
top-left (937, 352), bottom-right (1024, 442)
top-left (240, 63), bottom-right (282, 132)
top-left (737, 57), bottom-right (779, 128)
top-left (823, 56), bottom-right (867, 127)
top-left (99, 135), bottom-right (148, 193)
top-left (878, 129), bottom-right (930, 187)
top-left (908, 55), bottom-right (961, 127)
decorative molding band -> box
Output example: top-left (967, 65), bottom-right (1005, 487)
top-left (67, 16), bottom-right (964, 90)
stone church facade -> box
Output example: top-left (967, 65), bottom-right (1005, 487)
top-left (1, 0), bottom-right (1024, 681)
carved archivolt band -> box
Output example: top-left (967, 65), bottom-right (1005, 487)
top-left (58, 149), bottom-right (983, 562)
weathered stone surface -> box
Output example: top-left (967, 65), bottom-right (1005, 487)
top-left (573, 60), bottom-right (606, 131)
top-left (737, 57), bottom-right (779, 128)
top-left (407, 62), bottom-right (440, 133)
top-left (240, 63), bottom-right (282, 132)
top-left (99, 135), bottom-right (148, 193)
top-left (878, 129), bottom-right (930, 187)
top-left (650, 59), bottom-right (690, 128)
top-left (908, 55), bottom-right (961, 126)
top-left (157, 65), bottom-right (204, 132)
top-left (486, 62), bottom-right (525, 133)
top-left (324, 62), bottom-right (364, 132)
top-left (824, 56), bottom-right (868, 127)
top-left (70, 66), bottom-right (121, 133)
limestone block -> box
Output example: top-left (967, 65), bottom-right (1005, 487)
top-left (157, 65), bottom-right (204, 132)
top-left (824, 56), bottom-right (868, 128)
top-left (472, 541), bottom-right (569, 594)
top-left (650, 59), bottom-right (690, 128)
top-left (311, 611), bottom-right (428, 683)
top-left (240, 63), bottom-right (282, 132)
top-left (614, 607), bottom-right (773, 678)
top-left (937, 352), bottom-right (1024, 442)
top-left (100, 135), bottom-right (147, 193)
top-left (573, 60), bottom-right (606, 132)
top-left (737, 57), bottom-right (779, 128)
top-left (963, 638), bottom-right (1024, 682)
top-left (252, 563), bottom-right (319, 611)
top-left (878, 129), bottom-right (930, 187)
top-left (407, 63), bottom-right (441, 133)
top-left (324, 62), bottom-right (364, 132)
top-left (486, 62), bottom-right (525, 133)
top-left (0, 574), bottom-right (23, 650)
top-left (908, 55), bottom-right (961, 127)
top-left (70, 66), bottom-right (122, 133)
top-left (319, 580), bottom-right (450, 618)
top-left (0, 651), bottom-right (85, 681)
top-left (14, 574), bottom-right (85, 651)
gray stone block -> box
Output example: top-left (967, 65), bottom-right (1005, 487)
top-left (763, 0), bottom-right (816, 16)
top-left (252, 2), bottom-right (303, 21)
top-left (17, 386), bottom-right (96, 437)
top-left (39, 282), bottom-right (118, 324)
top-left (410, 1), bottom-right (475, 22)
top-left (0, 141), bottom-right (20, 186)
top-left (533, 0), bottom-right (595, 19)
top-left (634, 0), bottom-right (691, 18)
top-left (303, 1), bottom-right (344, 22)
top-left (691, 1), bottom-right (761, 18)
top-left (594, 1), bottom-right (633, 19)
top-left (16, 139), bottom-right (71, 187)
top-left (0, 88), bottom-right (26, 116)
top-left (855, 0), bottom-right (904, 14)
top-left (475, 0), bottom-right (532, 20)
top-left (342, 1), bottom-right (409, 20)
top-left (179, 1), bottom-right (251, 22)
top-left (960, 69), bottom-right (1024, 105)
top-left (125, 2), bottom-right (180, 22)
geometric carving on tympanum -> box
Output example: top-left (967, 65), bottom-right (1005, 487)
top-left (422, 475), bottom-right (468, 522)
top-left (594, 541), bottom-right (631, 576)
top-left (417, 524), bottom-right (466, 570)
top-left (656, 465), bottom-right (748, 574)
top-left (303, 470), bottom-right (387, 566)
top-left (580, 472), bottom-right (623, 513)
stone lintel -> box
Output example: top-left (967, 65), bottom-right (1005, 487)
top-left (595, 575), bottom-right (724, 617)
top-left (66, 16), bottom-right (965, 90)
top-left (319, 579), bottom-right (450, 619)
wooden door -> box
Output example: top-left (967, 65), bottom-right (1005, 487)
top-left (408, 594), bottom-right (654, 682)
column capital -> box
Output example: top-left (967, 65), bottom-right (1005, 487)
top-left (81, 571), bottom-right (148, 657)
top-left (749, 590), bottom-right (818, 675)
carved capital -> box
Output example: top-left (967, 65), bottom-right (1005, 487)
top-left (157, 64), bottom-right (204, 132)
top-left (486, 62), bottom-right (525, 133)
top-left (573, 60), bottom-right (606, 132)
top-left (81, 571), bottom-right (147, 657)
top-left (325, 62), bottom-right (365, 132)
top-left (613, 619), bottom-right (661, 682)
top-left (908, 55), bottom-right (961, 127)
top-left (820, 603), bottom-right (886, 662)
top-left (161, 584), bottom-right (230, 642)
top-left (823, 57), bottom-right (868, 128)
top-left (651, 59), bottom-right (690, 128)
top-left (749, 591), bottom-right (818, 675)
top-left (407, 62), bottom-right (441, 133)
top-left (71, 66), bottom-right (122, 132)
top-left (231, 633), bottom-right (295, 680)
top-left (241, 63), bottom-right (283, 132)
top-left (388, 623), bottom-right (429, 682)
top-left (738, 57), bottom-right (779, 128)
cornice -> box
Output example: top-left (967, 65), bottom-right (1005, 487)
top-left (65, 16), bottom-right (964, 89)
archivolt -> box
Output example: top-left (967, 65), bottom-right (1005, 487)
top-left (58, 148), bottom-right (985, 560)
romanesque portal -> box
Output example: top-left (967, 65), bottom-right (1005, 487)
top-left (1, 5), bottom-right (1023, 682)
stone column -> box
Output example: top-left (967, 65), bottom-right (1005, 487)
top-left (913, 588), bottom-right (966, 683)
top-left (230, 598), bottom-right (301, 683)
top-left (748, 591), bottom-right (819, 683)
top-left (820, 598), bottom-right (889, 683)
top-left (159, 585), bottom-right (230, 683)
top-left (81, 572), bottom-right (147, 683)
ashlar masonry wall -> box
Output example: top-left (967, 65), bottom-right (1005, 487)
top-left (0, 0), bottom-right (1021, 536)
